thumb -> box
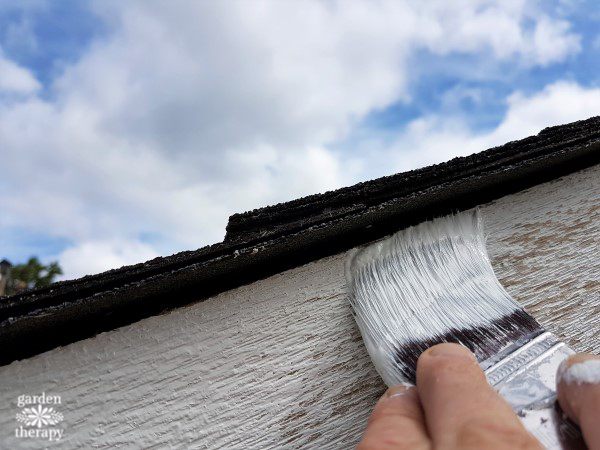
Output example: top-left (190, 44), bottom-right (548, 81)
top-left (557, 353), bottom-right (600, 450)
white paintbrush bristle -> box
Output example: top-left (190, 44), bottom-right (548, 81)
top-left (346, 210), bottom-right (542, 386)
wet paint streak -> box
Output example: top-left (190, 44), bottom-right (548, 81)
top-left (392, 310), bottom-right (541, 382)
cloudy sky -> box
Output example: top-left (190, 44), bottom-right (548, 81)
top-left (0, 0), bottom-right (599, 280)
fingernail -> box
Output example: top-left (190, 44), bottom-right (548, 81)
top-left (426, 343), bottom-right (476, 362)
top-left (386, 383), bottom-right (414, 399)
top-left (557, 354), bottom-right (600, 385)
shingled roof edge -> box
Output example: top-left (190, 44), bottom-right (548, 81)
top-left (0, 116), bottom-right (599, 365)
top-left (225, 116), bottom-right (600, 242)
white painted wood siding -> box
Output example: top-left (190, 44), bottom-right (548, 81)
top-left (1, 164), bottom-right (598, 449)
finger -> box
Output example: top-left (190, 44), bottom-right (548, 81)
top-left (416, 343), bottom-right (540, 450)
top-left (557, 353), bottom-right (600, 450)
top-left (358, 384), bottom-right (430, 450)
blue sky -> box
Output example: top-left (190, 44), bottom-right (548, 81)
top-left (0, 1), bottom-right (106, 88)
top-left (0, 0), bottom-right (599, 279)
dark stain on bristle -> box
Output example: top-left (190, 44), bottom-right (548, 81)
top-left (393, 309), bottom-right (542, 383)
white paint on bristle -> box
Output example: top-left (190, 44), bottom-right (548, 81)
top-left (346, 210), bottom-right (539, 386)
top-left (557, 359), bottom-right (600, 385)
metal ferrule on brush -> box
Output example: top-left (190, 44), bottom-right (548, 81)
top-left (482, 331), bottom-right (583, 449)
top-left (346, 211), bottom-right (585, 449)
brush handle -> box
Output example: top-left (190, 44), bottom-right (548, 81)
top-left (485, 332), bottom-right (585, 449)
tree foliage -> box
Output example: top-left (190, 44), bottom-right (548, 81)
top-left (5, 257), bottom-right (63, 296)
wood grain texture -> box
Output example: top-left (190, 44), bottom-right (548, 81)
top-left (0, 164), bottom-right (598, 449)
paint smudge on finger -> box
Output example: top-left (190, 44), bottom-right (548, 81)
top-left (557, 359), bottom-right (600, 385)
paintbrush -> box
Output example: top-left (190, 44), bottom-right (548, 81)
top-left (345, 210), bottom-right (584, 449)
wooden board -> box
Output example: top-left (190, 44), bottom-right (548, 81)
top-left (0, 164), bottom-right (598, 449)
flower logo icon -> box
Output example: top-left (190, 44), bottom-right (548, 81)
top-left (16, 404), bottom-right (64, 428)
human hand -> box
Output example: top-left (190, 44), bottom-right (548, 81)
top-left (557, 353), bottom-right (600, 449)
top-left (358, 343), bottom-right (600, 449)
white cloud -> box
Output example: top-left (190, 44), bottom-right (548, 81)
top-left (488, 81), bottom-right (600, 143)
top-left (529, 17), bottom-right (580, 65)
top-left (0, 1), bottom-right (590, 279)
top-left (411, 1), bottom-right (580, 66)
top-left (0, 48), bottom-right (40, 95)
top-left (384, 81), bottom-right (600, 173)
top-left (58, 240), bottom-right (160, 279)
